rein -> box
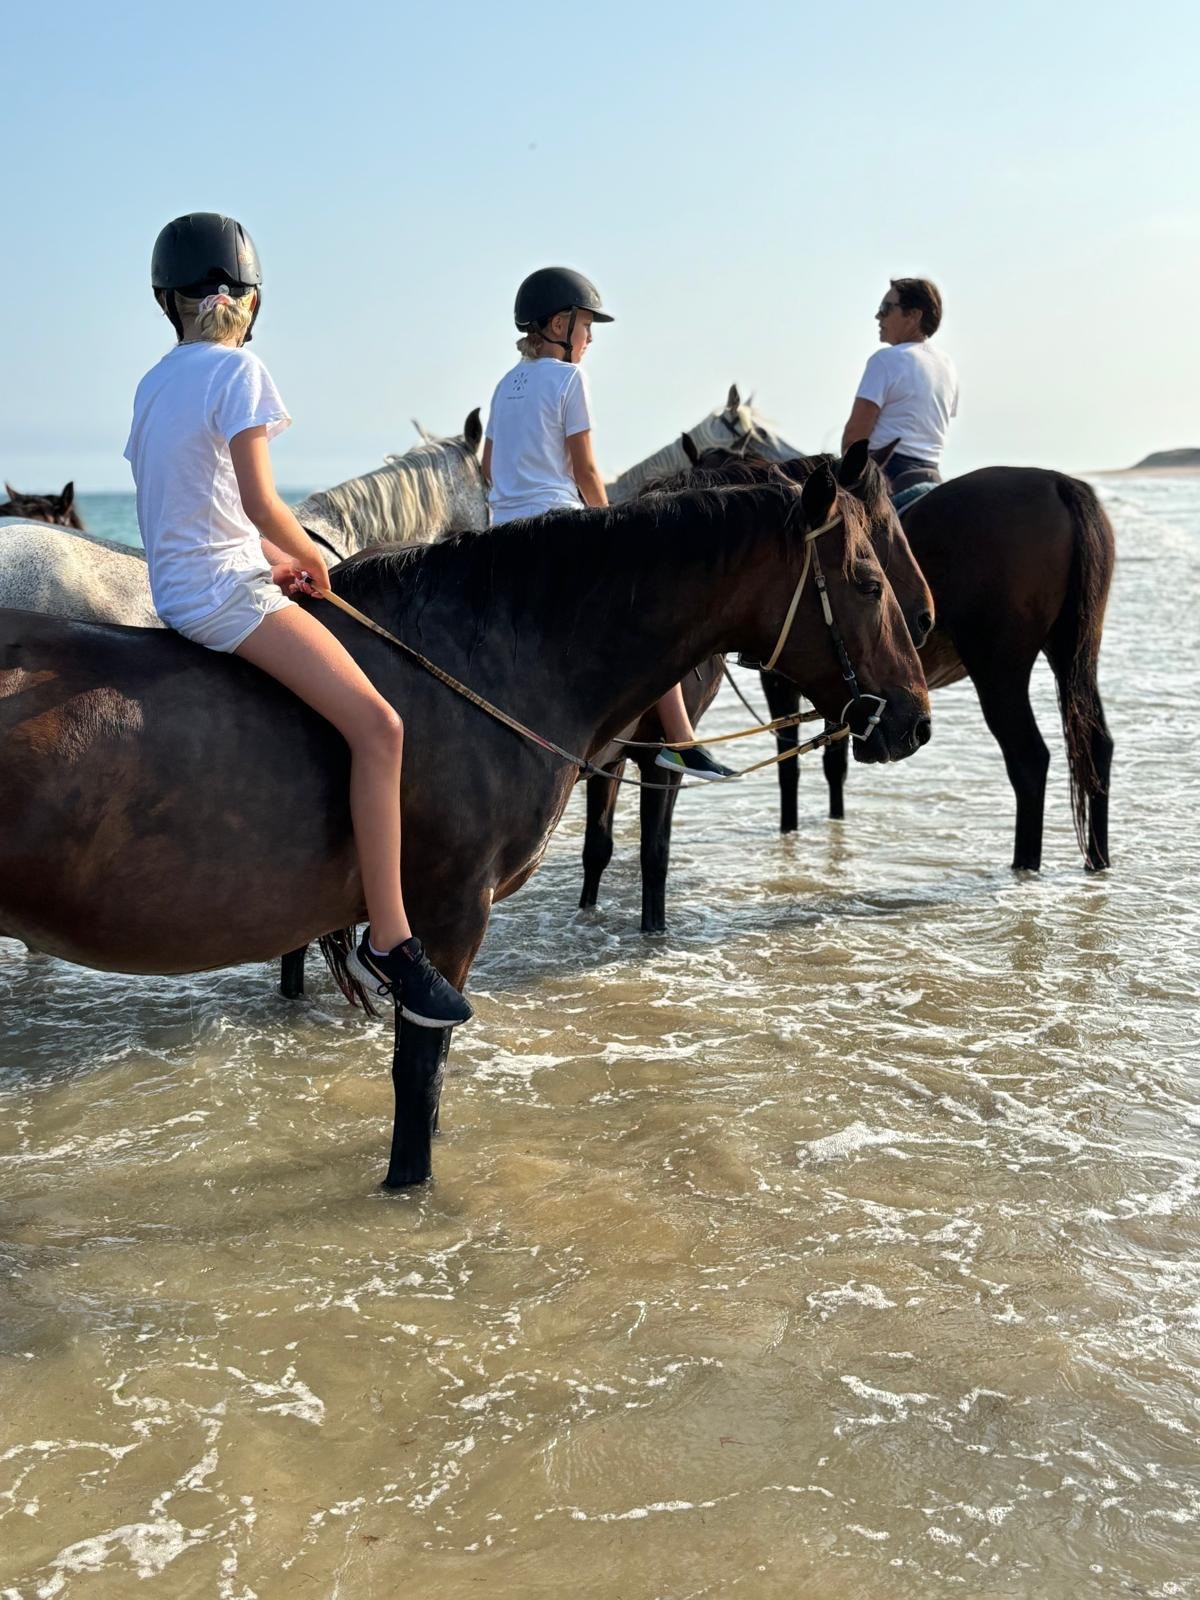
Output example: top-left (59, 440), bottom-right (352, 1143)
top-left (311, 572), bottom-right (848, 791)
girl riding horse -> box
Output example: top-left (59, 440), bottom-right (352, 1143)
top-left (124, 211), bottom-right (470, 1027)
top-left (483, 266), bottom-right (735, 782)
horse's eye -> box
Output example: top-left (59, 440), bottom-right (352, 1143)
top-left (856, 578), bottom-right (884, 599)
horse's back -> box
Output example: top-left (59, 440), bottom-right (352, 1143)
top-left (905, 466), bottom-right (1112, 667)
top-left (0, 522), bottom-right (160, 626)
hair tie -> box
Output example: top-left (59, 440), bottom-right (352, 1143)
top-left (198, 290), bottom-right (234, 313)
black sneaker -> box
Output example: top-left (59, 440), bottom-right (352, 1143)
top-left (654, 744), bottom-right (737, 781)
top-left (346, 933), bottom-right (473, 1027)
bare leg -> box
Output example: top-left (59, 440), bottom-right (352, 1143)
top-left (656, 682), bottom-right (696, 744)
top-left (235, 605), bottom-right (411, 948)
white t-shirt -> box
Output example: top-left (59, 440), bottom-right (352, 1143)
top-left (124, 342), bottom-right (291, 628)
top-left (856, 341), bottom-right (959, 463)
top-left (485, 357), bottom-right (594, 525)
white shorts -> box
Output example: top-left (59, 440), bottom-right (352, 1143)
top-left (172, 571), bottom-right (293, 653)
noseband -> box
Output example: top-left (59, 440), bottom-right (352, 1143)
top-left (756, 510), bottom-right (886, 744)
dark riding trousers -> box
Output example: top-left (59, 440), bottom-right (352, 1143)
top-left (884, 452), bottom-right (942, 514)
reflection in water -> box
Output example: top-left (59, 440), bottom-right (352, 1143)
top-left (2, 478), bottom-right (1199, 1599)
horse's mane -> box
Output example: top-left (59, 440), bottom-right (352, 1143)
top-left (295, 434), bottom-right (477, 553)
top-left (332, 477), bottom-right (872, 644)
top-left (643, 449), bottom-right (877, 578)
top-left (606, 403), bottom-right (767, 503)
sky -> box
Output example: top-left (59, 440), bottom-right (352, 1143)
top-left (4, 0), bottom-right (1196, 492)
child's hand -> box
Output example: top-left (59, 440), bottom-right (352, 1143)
top-left (270, 558), bottom-right (328, 598)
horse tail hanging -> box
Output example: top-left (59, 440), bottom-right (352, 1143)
top-left (317, 926), bottom-right (377, 1016)
top-left (1047, 473), bottom-right (1116, 856)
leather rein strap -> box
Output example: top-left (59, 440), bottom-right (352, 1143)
top-left (311, 507), bottom-right (857, 789)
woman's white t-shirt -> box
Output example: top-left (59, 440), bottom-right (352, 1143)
top-left (856, 340), bottom-right (959, 464)
top-left (124, 342), bottom-right (291, 628)
top-left (485, 357), bottom-right (593, 525)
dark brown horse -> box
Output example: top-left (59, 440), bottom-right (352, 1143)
top-left (763, 467), bottom-right (1115, 870)
top-left (1, 481), bottom-right (84, 528)
top-left (0, 470), bottom-right (929, 1188)
top-left (578, 441), bottom-right (936, 930)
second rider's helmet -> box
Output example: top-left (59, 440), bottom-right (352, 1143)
top-left (514, 267), bottom-right (614, 331)
top-left (151, 212), bottom-right (264, 342)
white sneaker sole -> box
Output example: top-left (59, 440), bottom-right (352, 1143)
top-left (344, 947), bottom-right (469, 1028)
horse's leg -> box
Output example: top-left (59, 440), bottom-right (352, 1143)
top-left (579, 764), bottom-right (624, 910)
top-left (279, 945), bottom-right (307, 998)
top-left (638, 756), bottom-right (682, 934)
top-left (760, 670), bottom-right (800, 833)
top-left (1084, 697), bottom-right (1114, 870)
top-left (971, 664), bottom-right (1050, 871)
top-left (1043, 636), bottom-right (1115, 873)
top-left (382, 906), bottom-right (487, 1189)
top-left (823, 728), bottom-right (848, 821)
top-left (384, 1019), bottom-right (450, 1188)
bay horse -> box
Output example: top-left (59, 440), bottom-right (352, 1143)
top-left (1, 481), bottom-right (84, 528)
top-left (0, 469), bottom-right (929, 1188)
top-left (579, 440), bottom-right (935, 931)
top-left (761, 467), bottom-right (1115, 870)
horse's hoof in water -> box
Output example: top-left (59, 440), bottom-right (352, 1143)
top-left (380, 1166), bottom-right (430, 1191)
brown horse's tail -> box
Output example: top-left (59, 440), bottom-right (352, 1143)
top-left (1048, 474), bottom-right (1115, 855)
top-left (317, 925), bottom-right (378, 1015)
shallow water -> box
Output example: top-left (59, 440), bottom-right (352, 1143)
top-left (2, 476), bottom-right (1198, 1599)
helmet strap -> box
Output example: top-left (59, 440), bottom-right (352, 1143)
top-left (162, 289), bottom-right (184, 342)
top-left (537, 307), bottom-right (579, 363)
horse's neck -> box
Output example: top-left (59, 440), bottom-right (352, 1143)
top-left (608, 439), bottom-right (690, 503)
top-left (517, 497), bottom-right (780, 751)
top-left (607, 413), bottom-right (742, 504)
top-left (298, 446), bottom-right (469, 555)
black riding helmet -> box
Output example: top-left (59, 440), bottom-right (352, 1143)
top-left (151, 212), bottom-right (263, 343)
top-left (514, 267), bottom-right (613, 363)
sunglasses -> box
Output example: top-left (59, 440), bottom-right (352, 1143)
top-left (877, 300), bottom-right (903, 317)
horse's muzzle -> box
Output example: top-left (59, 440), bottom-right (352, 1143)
top-left (852, 696), bottom-right (932, 764)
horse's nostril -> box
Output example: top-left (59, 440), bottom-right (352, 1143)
top-left (914, 716), bottom-right (932, 748)
top-left (916, 610), bottom-right (934, 640)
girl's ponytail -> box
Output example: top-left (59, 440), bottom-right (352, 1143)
top-left (172, 289), bottom-right (257, 347)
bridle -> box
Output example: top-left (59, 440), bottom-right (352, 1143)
top-left (754, 504), bottom-right (887, 745)
top-left (717, 408), bottom-right (757, 454)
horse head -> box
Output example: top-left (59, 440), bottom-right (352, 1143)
top-left (771, 465), bottom-right (932, 764)
top-left (1, 480), bottom-right (84, 529)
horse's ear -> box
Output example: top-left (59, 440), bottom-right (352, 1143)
top-left (838, 439), bottom-right (870, 487)
top-left (464, 408), bottom-right (483, 453)
top-left (681, 432), bottom-right (700, 465)
top-left (870, 438), bottom-right (901, 469)
top-left (4, 482), bottom-right (18, 501)
top-left (726, 383), bottom-right (741, 410)
top-left (411, 418), bottom-right (431, 442)
top-left (60, 481), bottom-right (75, 507)
top-left (800, 461), bottom-right (837, 529)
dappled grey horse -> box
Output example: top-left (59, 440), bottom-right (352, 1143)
top-left (0, 413), bottom-right (488, 626)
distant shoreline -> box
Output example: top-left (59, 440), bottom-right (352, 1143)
top-left (1091, 466), bottom-right (1200, 478)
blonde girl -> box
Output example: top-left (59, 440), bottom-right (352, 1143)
top-left (483, 267), bottom-right (735, 781)
top-left (125, 212), bottom-right (471, 1025)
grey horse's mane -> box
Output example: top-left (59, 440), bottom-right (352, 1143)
top-left (607, 399), bottom-right (803, 504)
top-left (295, 431), bottom-right (481, 556)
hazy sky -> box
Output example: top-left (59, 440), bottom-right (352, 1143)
top-left (5, 0), bottom-right (1196, 491)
